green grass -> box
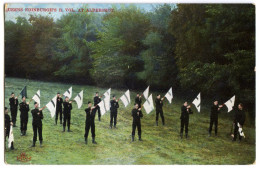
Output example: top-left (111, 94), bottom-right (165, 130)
top-left (4, 77), bottom-right (255, 165)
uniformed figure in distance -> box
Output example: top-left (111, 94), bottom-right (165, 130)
top-left (155, 94), bottom-right (165, 126)
top-left (135, 93), bottom-right (142, 108)
top-left (63, 96), bottom-right (73, 132)
top-left (5, 107), bottom-right (15, 150)
top-left (55, 92), bottom-right (63, 125)
top-left (233, 103), bottom-right (246, 142)
top-left (94, 92), bottom-right (101, 121)
top-left (180, 101), bottom-right (193, 139)
top-left (19, 96), bottom-right (30, 136)
top-left (208, 100), bottom-right (223, 137)
top-left (31, 102), bottom-right (44, 147)
top-left (84, 101), bottom-right (97, 144)
top-left (131, 103), bottom-right (143, 142)
top-left (9, 92), bottom-right (18, 127)
top-left (110, 95), bottom-right (119, 129)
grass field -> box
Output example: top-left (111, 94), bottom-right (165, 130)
top-left (4, 77), bottom-right (255, 165)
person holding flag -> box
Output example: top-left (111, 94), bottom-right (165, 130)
top-left (110, 95), bottom-right (119, 129)
top-left (180, 101), bottom-right (193, 139)
top-left (131, 103), bottom-right (143, 142)
top-left (63, 96), bottom-right (73, 132)
top-left (84, 101), bottom-right (97, 144)
top-left (55, 92), bottom-right (63, 125)
top-left (94, 92), bottom-right (102, 121)
top-left (19, 96), bottom-right (30, 136)
top-left (31, 102), bottom-right (44, 147)
top-left (155, 94), bottom-right (165, 126)
top-left (9, 92), bottom-right (18, 127)
top-left (208, 100), bottom-right (223, 137)
top-left (233, 103), bottom-right (246, 142)
top-left (5, 107), bottom-right (15, 150)
top-left (135, 93), bottom-right (142, 108)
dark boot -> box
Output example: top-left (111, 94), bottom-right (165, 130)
top-left (98, 117), bottom-right (101, 121)
top-left (24, 131), bottom-right (26, 136)
top-left (40, 140), bottom-right (43, 147)
top-left (180, 133), bottom-right (183, 139)
top-left (10, 142), bottom-right (15, 150)
top-left (55, 119), bottom-right (57, 125)
top-left (31, 141), bottom-right (36, 147)
top-left (156, 121), bottom-right (158, 126)
top-left (114, 125), bottom-right (117, 129)
top-left (63, 126), bottom-right (65, 132)
top-left (68, 126), bottom-right (72, 132)
top-left (85, 137), bottom-right (87, 144)
top-left (92, 137), bottom-right (97, 144)
top-left (138, 135), bottom-right (142, 141)
top-left (132, 136), bottom-right (135, 142)
top-left (21, 131), bottom-right (24, 136)
top-left (110, 124), bottom-right (112, 129)
top-left (185, 133), bottom-right (188, 139)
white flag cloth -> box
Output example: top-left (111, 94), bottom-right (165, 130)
top-left (32, 90), bottom-right (40, 107)
top-left (46, 95), bottom-right (57, 118)
top-left (192, 93), bottom-right (201, 113)
top-left (98, 96), bottom-right (110, 115)
top-left (238, 123), bottom-right (245, 138)
top-left (143, 86), bottom-right (149, 100)
top-left (143, 94), bottom-right (154, 114)
top-left (8, 125), bottom-right (14, 148)
top-left (164, 87), bottom-right (173, 104)
top-left (120, 90), bottom-right (131, 107)
top-left (63, 87), bottom-right (72, 99)
top-left (224, 95), bottom-right (235, 113)
top-left (103, 88), bottom-right (111, 98)
top-left (74, 90), bottom-right (83, 109)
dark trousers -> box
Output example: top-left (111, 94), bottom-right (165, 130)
top-left (156, 109), bottom-right (165, 124)
top-left (55, 108), bottom-right (62, 123)
top-left (233, 123), bottom-right (243, 141)
top-left (180, 118), bottom-right (189, 134)
top-left (33, 124), bottom-right (43, 142)
top-left (132, 121), bottom-right (141, 137)
top-left (110, 112), bottom-right (117, 127)
top-left (209, 117), bottom-right (218, 134)
top-left (11, 108), bottom-right (17, 123)
top-left (85, 120), bottom-right (95, 139)
top-left (63, 113), bottom-right (71, 129)
top-left (97, 106), bottom-right (101, 119)
top-left (20, 115), bottom-right (28, 132)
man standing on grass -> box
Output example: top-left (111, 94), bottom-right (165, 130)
top-left (5, 107), bottom-right (15, 150)
top-left (155, 94), bottom-right (165, 126)
top-left (94, 92), bottom-right (101, 121)
top-left (31, 102), bottom-right (44, 147)
top-left (131, 103), bottom-right (143, 142)
top-left (84, 101), bottom-right (97, 144)
top-left (19, 96), bottom-right (30, 136)
top-left (9, 92), bottom-right (18, 127)
top-left (110, 95), bottom-right (119, 129)
top-left (55, 92), bottom-right (63, 125)
top-left (208, 100), bottom-right (223, 137)
top-left (233, 103), bottom-right (246, 142)
top-left (63, 96), bottom-right (73, 132)
top-left (135, 93), bottom-right (142, 108)
top-left (180, 101), bottom-right (193, 139)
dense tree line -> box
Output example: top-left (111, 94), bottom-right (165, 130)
top-left (5, 4), bottom-right (255, 115)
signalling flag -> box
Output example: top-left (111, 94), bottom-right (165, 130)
top-left (164, 87), bottom-right (173, 104)
top-left (224, 95), bottom-right (235, 113)
top-left (192, 93), bottom-right (201, 113)
top-left (8, 125), bottom-right (14, 148)
top-left (46, 95), bottom-right (57, 118)
top-left (20, 86), bottom-right (27, 98)
top-left (238, 123), bottom-right (245, 138)
top-left (32, 90), bottom-right (41, 107)
top-left (63, 87), bottom-right (72, 99)
top-left (74, 90), bottom-right (83, 109)
top-left (143, 94), bottom-right (154, 114)
top-left (98, 96), bottom-right (110, 115)
top-left (143, 86), bottom-right (149, 100)
top-left (120, 90), bottom-right (131, 107)
top-left (103, 88), bottom-right (111, 98)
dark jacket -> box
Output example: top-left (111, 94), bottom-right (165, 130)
top-left (180, 105), bottom-right (193, 120)
top-left (110, 100), bottom-right (119, 113)
top-left (132, 108), bottom-right (143, 123)
top-left (155, 98), bottom-right (163, 111)
top-left (31, 109), bottom-right (44, 126)
top-left (19, 102), bottom-right (30, 117)
top-left (94, 96), bottom-right (101, 106)
top-left (85, 107), bottom-right (96, 123)
top-left (234, 109), bottom-right (246, 126)
top-left (135, 96), bottom-right (142, 107)
top-left (56, 97), bottom-right (63, 110)
top-left (9, 97), bottom-right (18, 109)
top-left (210, 104), bottom-right (220, 119)
top-left (63, 102), bottom-right (72, 114)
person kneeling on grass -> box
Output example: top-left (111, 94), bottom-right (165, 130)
top-left (84, 101), bottom-right (97, 144)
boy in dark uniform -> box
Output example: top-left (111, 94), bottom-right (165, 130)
top-left (31, 102), bottom-right (44, 147)
top-left (84, 102), bottom-right (97, 144)
top-left (135, 93), bottom-right (142, 108)
top-left (63, 96), bottom-right (73, 132)
top-left (110, 95), bottom-right (119, 128)
top-left (131, 103), bottom-right (143, 142)
top-left (94, 92), bottom-right (101, 121)
top-left (208, 100), bottom-right (223, 137)
top-left (155, 94), bottom-right (165, 126)
top-left (180, 101), bottom-right (193, 139)
top-left (9, 92), bottom-right (18, 127)
top-left (55, 93), bottom-right (63, 125)
top-left (233, 103), bottom-right (246, 142)
top-left (19, 96), bottom-right (30, 136)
